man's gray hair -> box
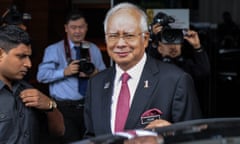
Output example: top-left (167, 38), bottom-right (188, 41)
top-left (103, 2), bottom-right (149, 33)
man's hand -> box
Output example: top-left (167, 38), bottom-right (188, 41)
top-left (64, 60), bottom-right (80, 76)
top-left (152, 23), bottom-right (163, 35)
top-left (145, 119), bottom-right (171, 129)
top-left (20, 88), bottom-right (52, 110)
top-left (184, 30), bottom-right (201, 49)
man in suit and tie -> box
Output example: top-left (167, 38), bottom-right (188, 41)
top-left (84, 2), bottom-right (202, 137)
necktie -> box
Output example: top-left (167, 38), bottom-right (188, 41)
top-left (115, 72), bottom-right (130, 132)
top-left (74, 46), bottom-right (88, 96)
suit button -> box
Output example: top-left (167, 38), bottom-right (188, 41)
top-left (19, 112), bottom-right (24, 118)
top-left (0, 113), bottom-right (6, 119)
top-left (24, 131), bottom-right (30, 137)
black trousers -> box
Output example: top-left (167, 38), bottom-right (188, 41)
top-left (56, 99), bottom-right (85, 144)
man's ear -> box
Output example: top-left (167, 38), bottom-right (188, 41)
top-left (0, 48), bottom-right (5, 59)
top-left (143, 32), bottom-right (150, 49)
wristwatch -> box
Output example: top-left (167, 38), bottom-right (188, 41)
top-left (47, 100), bottom-right (57, 111)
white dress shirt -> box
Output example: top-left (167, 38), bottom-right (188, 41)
top-left (111, 53), bottom-right (147, 132)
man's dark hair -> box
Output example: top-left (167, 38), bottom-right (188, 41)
top-left (0, 25), bottom-right (31, 52)
top-left (65, 10), bottom-right (86, 24)
top-left (1, 5), bottom-right (23, 25)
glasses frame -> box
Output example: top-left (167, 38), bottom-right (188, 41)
top-left (105, 32), bottom-right (146, 43)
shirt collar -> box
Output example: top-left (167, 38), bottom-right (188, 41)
top-left (68, 40), bottom-right (75, 49)
top-left (115, 53), bottom-right (147, 81)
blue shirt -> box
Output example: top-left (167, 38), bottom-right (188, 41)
top-left (37, 40), bottom-right (106, 100)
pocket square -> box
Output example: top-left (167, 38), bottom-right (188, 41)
top-left (141, 108), bottom-right (163, 117)
top-left (141, 108), bottom-right (162, 124)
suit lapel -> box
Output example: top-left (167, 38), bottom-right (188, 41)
top-left (125, 56), bottom-right (160, 129)
top-left (100, 68), bottom-right (116, 133)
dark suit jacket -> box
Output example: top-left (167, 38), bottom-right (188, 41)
top-left (84, 55), bottom-right (202, 137)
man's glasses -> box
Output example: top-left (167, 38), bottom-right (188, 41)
top-left (105, 32), bottom-right (145, 43)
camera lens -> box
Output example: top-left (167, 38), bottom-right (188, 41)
top-left (79, 59), bottom-right (95, 75)
top-left (161, 29), bottom-right (184, 44)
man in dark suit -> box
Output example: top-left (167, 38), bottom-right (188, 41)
top-left (84, 2), bottom-right (202, 137)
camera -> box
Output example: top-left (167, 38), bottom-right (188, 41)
top-left (151, 12), bottom-right (184, 44)
top-left (78, 42), bottom-right (95, 75)
top-left (1, 5), bottom-right (31, 26)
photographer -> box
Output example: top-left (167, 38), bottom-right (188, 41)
top-left (0, 5), bottom-right (31, 31)
top-left (147, 12), bottom-right (211, 117)
top-left (37, 10), bottom-right (106, 143)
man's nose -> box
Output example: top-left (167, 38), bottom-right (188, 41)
top-left (24, 57), bottom-right (32, 68)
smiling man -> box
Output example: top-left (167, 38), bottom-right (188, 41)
top-left (83, 2), bottom-right (202, 138)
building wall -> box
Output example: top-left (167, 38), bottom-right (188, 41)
top-left (199, 0), bottom-right (240, 24)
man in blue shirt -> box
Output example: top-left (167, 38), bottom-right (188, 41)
top-left (37, 10), bottom-right (106, 143)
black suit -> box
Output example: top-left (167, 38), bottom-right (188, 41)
top-left (84, 55), bottom-right (202, 137)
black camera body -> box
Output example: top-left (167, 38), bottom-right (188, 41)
top-left (1, 5), bottom-right (31, 26)
top-left (152, 12), bottom-right (184, 44)
top-left (78, 42), bottom-right (95, 75)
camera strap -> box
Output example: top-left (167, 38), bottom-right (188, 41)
top-left (64, 34), bottom-right (72, 64)
top-left (63, 34), bottom-right (91, 63)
